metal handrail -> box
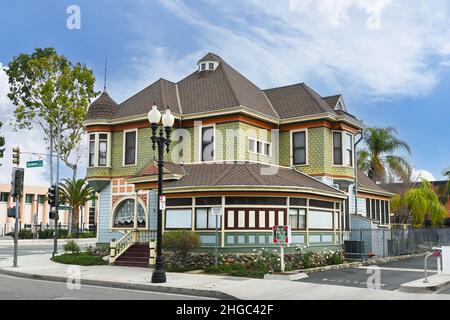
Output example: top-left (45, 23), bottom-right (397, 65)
top-left (424, 247), bottom-right (442, 283)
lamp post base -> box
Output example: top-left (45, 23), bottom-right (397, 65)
top-left (151, 268), bottom-right (167, 283)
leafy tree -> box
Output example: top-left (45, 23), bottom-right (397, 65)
top-left (5, 48), bottom-right (98, 179)
top-left (391, 180), bottom-right (446, 227)
top-left (0, 121), bottom-right (4, 165)
top-left (437, 168), bottom-right (450, 205)
top-left (59, 179), bottom-right (94, 236)
top-left (358, 127), bottom-right (412, 183)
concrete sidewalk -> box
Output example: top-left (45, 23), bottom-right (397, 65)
top-left (0, 254), bottom-right (449, 300)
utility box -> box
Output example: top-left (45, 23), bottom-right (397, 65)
top-left (442, 246), bottom-right (450, 275)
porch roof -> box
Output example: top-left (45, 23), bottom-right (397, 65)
top-left (127, 161), bottom-right (347, 199)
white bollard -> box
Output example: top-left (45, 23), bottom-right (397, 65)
top-left (442, 247), bottom-right (450, 275)
top-left (437, 257), bottom-right (442, 274)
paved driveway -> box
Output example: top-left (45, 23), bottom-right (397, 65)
top-left (298, 256), bottom-right (440, 291)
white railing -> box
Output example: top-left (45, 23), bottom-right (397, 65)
top-left (110, 231), bottom-right (134, 263)
top-left (110, 230), bottom-right (157, 264)
top-left (137, 230), bottom-right (157, 243)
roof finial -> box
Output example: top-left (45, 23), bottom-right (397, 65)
top-left (103, 54), bottom-right (108, 92)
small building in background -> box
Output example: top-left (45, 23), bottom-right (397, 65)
top-left (0, 184), bottom-right (97, 236)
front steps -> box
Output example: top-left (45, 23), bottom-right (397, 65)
top-left (114, 244), bottom-right (150, 268)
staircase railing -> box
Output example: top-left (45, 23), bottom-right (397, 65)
top-left (110, 229), bottom-right (157, 264)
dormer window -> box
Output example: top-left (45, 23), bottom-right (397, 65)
top-left (198, 60), bottom-right (219, 72)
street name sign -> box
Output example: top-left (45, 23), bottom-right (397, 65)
top-left (27, 160), bottom-right (43, 168)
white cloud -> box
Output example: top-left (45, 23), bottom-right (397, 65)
top-left (411, 169), bottom-right (436, 182)
top-left (0, 64), bottom-right (49, 186)
top-left (154, 0), bottom-right (450, 98)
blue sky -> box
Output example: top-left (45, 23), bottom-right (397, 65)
top-left (0, 0), bottom-right (450, 184)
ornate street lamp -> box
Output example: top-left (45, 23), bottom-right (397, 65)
top-left (148, 104), bottom-right (175, 283)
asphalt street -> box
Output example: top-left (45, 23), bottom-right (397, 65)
top-left (0, 273), bottom-right (208, 300)
top-left (298, 256), bottom-right (443, 291)
top-left (0, 242), bottom-right (91, 258)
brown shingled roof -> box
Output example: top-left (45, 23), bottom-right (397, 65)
top-left (323, 95), bottom-right (341, 109)
top-left (131, 162), bottom-right (345, 196)
top-left (115, 79), bottom-right (181, 119)
top-left (87, 91), bottom-right (118, 119)
top-left (263, 83), bottom-right (336, 119)
top-left (357, 169), bottom-right (393, 195)
top-left (87, 53), bottom-right (359, 123)
top-left (177, 55), bottom-right (277, 118)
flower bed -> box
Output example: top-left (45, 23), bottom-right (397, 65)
top-left (165, 246), bottom-right (344, 278)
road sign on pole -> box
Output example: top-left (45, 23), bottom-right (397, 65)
top-left (272, 225), bottom-right (291, 273)
top-left (26, 160), bottom-right (44, 168)
top-left (212, 207), bottom-right (222, 267)
top-left (159, 195), bottom-right (166, 211)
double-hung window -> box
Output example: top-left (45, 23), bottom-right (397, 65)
top-left (89, 134), bottom-right (96, 167)
top-left (201, 126), bottom-right (214, 162)
top-left (88, 133), bottom-right (111, 167)
top-left (98, 134), bottom-right (108, 167)
top-left (292, 131), bottom-right (306, 165)
top-left (0, 192), bottom-right (9, 202)
top-left (333, 131), bottom-right (354, 167)
top-left (124, 130), bottom-right (137, 166)
top-left (333, 132), bottom-right (343, 165)
top-left (289, 209), bottom-right (306, 230)
top-left (345, 133), bottom-right (353, 167)
top-left (196, 208), bottom-right (221, 229)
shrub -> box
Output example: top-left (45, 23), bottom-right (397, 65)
top-left (64, 240), bottom-right (80, 254)
top-left (18, 229), bottom-right (33, 239)
top-left (163, 231), bottom-right (200, 267)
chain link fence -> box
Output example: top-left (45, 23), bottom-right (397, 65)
top-left (343, 228), bottom-right (450, 260)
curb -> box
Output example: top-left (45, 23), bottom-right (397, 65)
top-left (0, 268), bottom-right (238, 300)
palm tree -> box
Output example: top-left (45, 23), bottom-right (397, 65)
top-left (59, 179), bottom-right (94, 236)
top-left (357, 127), bottom-right (412, 183)
top-left (391, 180), bottom-right (446, 227)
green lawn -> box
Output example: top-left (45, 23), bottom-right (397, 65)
top-left (52, 252), bottom-right (108, 266)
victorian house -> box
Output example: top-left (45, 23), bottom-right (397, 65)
top-left (84, 53), bottom-right (393, 265)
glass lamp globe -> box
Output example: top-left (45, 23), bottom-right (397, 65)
top-left (148, 105), bottom-right (161, 124)
top-left (162, 109), bottom-right (175, 128)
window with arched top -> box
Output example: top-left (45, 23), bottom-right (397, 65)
top-left (113, 199), bottom-right (146, 228)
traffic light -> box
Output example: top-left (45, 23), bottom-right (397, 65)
top-left (47, 185), bottom-right (56, 208)
top-left (11, 168), bottom-right (24, 197)
top-left (12, 147), bottom-right (20, 166)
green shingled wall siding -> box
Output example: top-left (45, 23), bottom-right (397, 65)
top-left (86, 121), bottom-right (354, 179)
